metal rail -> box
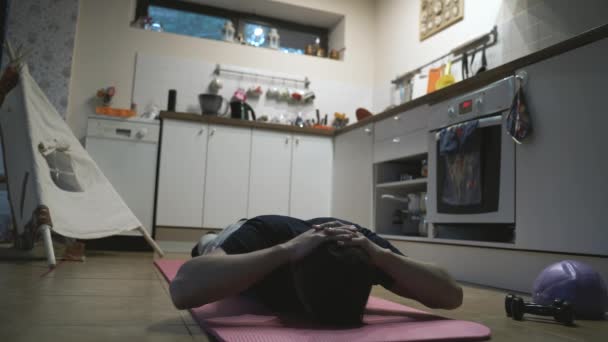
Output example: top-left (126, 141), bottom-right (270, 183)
top-left (391, 26), bottom-right (499, 85)
top-left (214, 64), bottom-right (310, 88)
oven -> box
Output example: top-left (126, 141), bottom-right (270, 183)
top-left (427, 76), bottom-right (515, 225)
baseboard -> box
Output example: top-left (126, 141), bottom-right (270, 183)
top-left (85, 235), bottom-right (152, 252)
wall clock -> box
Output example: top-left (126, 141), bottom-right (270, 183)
top-left (420, 0), bottom-right (464, 41)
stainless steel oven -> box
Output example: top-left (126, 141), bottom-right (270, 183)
top-left (427, 76), bottom-right (516, 224)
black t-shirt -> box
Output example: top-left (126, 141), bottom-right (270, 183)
top-left (219, 215), bottom-right (404, 312)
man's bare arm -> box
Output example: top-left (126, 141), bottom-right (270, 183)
top-left (371, 247), bottom-right (463, 309)
top-left (338, 226), bottom-right (463, 310)
top-left (169, 245), bottom-right (289, 309)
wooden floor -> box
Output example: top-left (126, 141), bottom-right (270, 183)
top-left (0, 250), bottom-right (605, 341)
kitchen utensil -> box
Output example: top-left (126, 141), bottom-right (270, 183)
top-left (209, 77), bottom-right (223, 92)
top-left (427, 66), bottom-right (442, 93)
top-left (199, 93), bottom-right (229, 116)
top-left (476, 44), bottom-right (488, 74)
top-left (267, 87), bottom-right (279, 98)
top-left (435, 61), bottom-right (455, 89)
top-left (294, 112), bottom-right (304, 127)
top-left (302, 91), bottom-right (315, 102)
top-left (167, 89), bottom-right (176, 112)
top-left (356, 108), bottom-right (373, 121)
top-left (462, 51), bottom-right (470, 80)
top-left (230, 100), bottom-right (256, 121)
top-left (291, 90), bottom-right (303, 102)
top-left (316, 109), bottom-right (321, 124)
top-left (316, 48), bottom-right (326, 58)
top-left (247, 85), bottom-right (263, 97)
top-left (232, 88), bottom-right (247, 102)
top-left (400, 173), bottom-right (413, 181)
top-left (279, 88), bottom-right (290, 101)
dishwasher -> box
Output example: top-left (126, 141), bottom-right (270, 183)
top-left (86, 115), bottom-right (159, 236)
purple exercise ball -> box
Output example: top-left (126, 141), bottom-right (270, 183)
top-left (532, 260), bottom-right (608, 319)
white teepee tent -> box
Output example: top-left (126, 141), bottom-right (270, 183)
top-left (0, 50), bottom-right (164, 267)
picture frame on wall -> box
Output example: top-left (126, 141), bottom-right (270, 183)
top-left (420, 0), bottom-right (464, 41)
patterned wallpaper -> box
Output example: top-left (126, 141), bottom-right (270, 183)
top-left (1, 0), bottom-right (79, 116)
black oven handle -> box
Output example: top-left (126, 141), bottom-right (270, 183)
top-left (434, 114), bottom-right (503, 141)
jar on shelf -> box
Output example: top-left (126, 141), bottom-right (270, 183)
top-left (421, 159), bottom-right (428, 177)
top-left (268, 28), bottom-right (280, 49)
top-left (222, 21), bottom-right (235, 42)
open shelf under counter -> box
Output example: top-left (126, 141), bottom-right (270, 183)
top-left (376, 178), bottom-right (427, 191)
top-left (379, 233), bottom-right (517, 249)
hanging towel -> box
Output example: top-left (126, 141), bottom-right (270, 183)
top-left (506, 85), bottom-right (532, 143)
top-left (439, 119), bottom-right (479, 155)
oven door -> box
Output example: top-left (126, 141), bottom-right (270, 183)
top-left (427, 113), bottom-right (515, 224)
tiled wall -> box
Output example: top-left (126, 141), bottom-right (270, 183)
top-left (494, 0), bottom-right (607, 66)
top-left (409, 0), bottom-right (608, 100)
top-left (1, 0), bottom-right (79, 117)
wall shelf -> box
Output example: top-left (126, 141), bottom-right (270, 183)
top-left (376, 178), bottom-right (427, 191)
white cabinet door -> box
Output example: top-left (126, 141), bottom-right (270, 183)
top-left (203, 125), bottom-right (252, 228)
top-left (290, 135), bottom-right (333, 220)
top-left (156, 119), bottom-right (207, 228)
top-left (332, 125), bottom-right (374, 228)
top-left (514, 39), bottom-right (608, 255)
top-left (248, 130), bottom-right (292, 218)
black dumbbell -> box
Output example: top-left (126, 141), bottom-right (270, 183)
top-left (504, 293), bottom-right (575, 325)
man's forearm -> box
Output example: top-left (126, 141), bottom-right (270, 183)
top-left (372, 248), bottom-right (463, 309)
top-left (170, 244), bottom-right (290, 309)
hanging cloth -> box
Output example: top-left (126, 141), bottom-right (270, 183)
top-left (506, 80), bottom-right (532, 143)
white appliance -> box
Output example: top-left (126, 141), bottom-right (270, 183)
top-left (427, 76), bottom-right (516, 224)
top-left (86, 116), bottom-right (159, 236)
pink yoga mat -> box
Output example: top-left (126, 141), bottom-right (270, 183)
top-left (155, 259), bottom-right (491, 342)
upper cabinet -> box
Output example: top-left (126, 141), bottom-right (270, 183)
top-left (332, 124), bottom-right (374, 228)
top-left (203, 125), bottom-right (252, 228)
top-left (290, 135), bottom-right (333, 220)
top-left (248, 130), bottom-right (293, 218)
top-left (156, 119), bottom-right (207, 228)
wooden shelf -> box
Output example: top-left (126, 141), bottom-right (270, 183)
top-left (376, 178), bottom-right (427, 191)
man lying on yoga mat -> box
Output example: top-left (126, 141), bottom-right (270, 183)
top-left (170, 215), bottom-right (463, 326)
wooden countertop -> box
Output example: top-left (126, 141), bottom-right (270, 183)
top-left (162, 23), bottom-right (608, 137)
top-left (160, 111), bottom-right (335, 137)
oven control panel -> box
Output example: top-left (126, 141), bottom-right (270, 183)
top-left (430, 76), bottom-right (515, 129)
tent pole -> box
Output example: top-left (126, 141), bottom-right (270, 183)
top-left (40, 224), bottom-right (56, 268)
top-left (138, 226), bottom-right (165, 257)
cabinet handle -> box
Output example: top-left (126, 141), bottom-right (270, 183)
top-left (198, 128), bottom-right (204, 135)
top-left (364, 128), bottom-right (372, 135)
top-left (285, 136), bottom-right (290, 144)
top-left (210, 128), bottom-right (216, 136)
top-left (393, 115), bottom-right (400, 121)
top-left (392, 137), bottom-right (401, 143)
top-left (295, 137), bottom-right (300, 145)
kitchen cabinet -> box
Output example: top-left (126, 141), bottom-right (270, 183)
top-left (156, 119), bottom-right (207, 228)
top-left (290, 135), bottom-right (333, 220)
top-left (248, 130), bottom-right (292, 217)
top-left (332, 124), bottom-right (374, 228)
top-left (514, 38), bottom-right (608, 256)
top-left (203, 125), bottom-right (252, 228)
top-left (373, 106), bottom-right (429, 163)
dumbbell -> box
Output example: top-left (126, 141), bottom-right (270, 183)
top-left (504, 293), bottom-right (575, 325)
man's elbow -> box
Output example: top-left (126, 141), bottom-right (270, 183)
top-left (169, 279), bottom-right (191, 310)
top-left (443, 284), bottom-right (463, 309)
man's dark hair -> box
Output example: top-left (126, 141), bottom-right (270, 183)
top-left (291, 242), bottom-right (374, 326)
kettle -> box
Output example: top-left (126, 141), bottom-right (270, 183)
top-left (230, 101), bottom-right (256, 121)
